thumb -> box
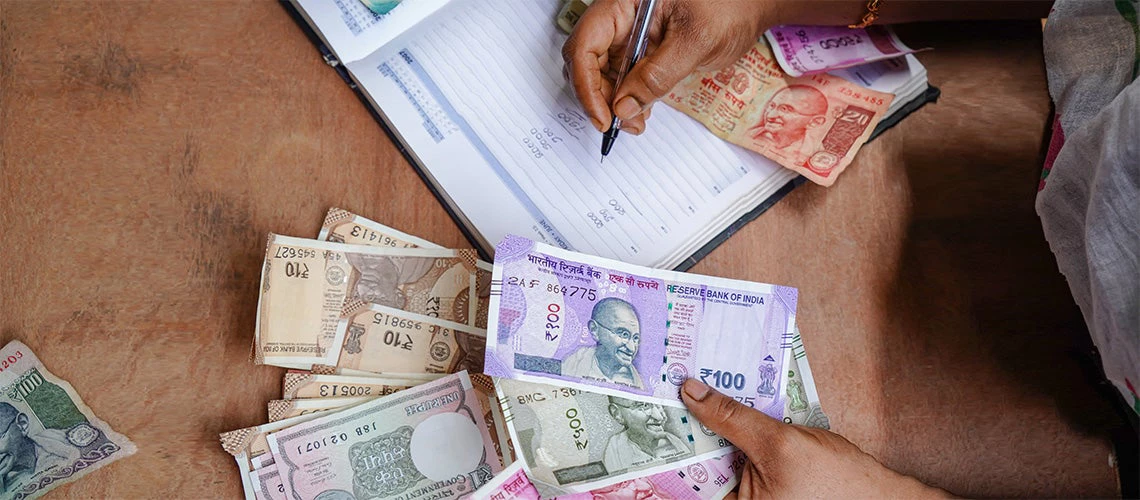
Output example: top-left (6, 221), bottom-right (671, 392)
top-left (611, 32), bottom-right (705, 123)
top-left (681, 378), bottom-right (784, 452)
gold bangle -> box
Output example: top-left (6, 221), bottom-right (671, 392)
top-left (849, 0), bottom-right (882, 28)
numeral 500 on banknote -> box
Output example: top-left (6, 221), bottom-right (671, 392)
top-left (486, 235), bottom-right (798, 412)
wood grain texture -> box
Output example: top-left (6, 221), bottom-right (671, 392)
top-left (0, 2), bottom-right (1122, 497)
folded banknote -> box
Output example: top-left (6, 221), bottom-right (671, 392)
top-left (254, 234), bottom-right (480, 368)
top-left (321, 302), bottom-right (486, 376)
top-left (319, 208), bottom-right (493, 329)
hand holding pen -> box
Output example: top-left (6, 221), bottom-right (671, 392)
top-left (561, 0), bottom-right (773, 158)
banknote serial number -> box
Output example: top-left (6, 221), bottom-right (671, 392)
top-left (372, 312), bottom-right (422, 331)
top-left (273, 247), bottom-right (318, 260)
top-left (319, 384), bottom-right (379, 397)
top-left (0, 350), bottom-right (23, 374)
top-left (501, 277), bottom-right (598, 301)
top-left (349, 225), bottom-right (405, 247)
top-left (296, 432), bottom-right (350, 455)
top-left (514, 387), bottom-right (584, 404)
top-left (836, 88), bottom-right (887, 108)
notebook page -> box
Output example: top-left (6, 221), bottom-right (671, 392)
top-left (403, 0), bottom-right (784, 265)
top-left (293, 0), bottom-right (463, 63)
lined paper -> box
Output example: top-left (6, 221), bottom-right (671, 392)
top-left (406, 0), bottom-right (783, 262)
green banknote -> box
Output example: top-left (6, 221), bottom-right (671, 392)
top-left (0, 341), bottom-right (136, 498)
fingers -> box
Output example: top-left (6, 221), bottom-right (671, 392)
top-left (610, 26), bottom-right (707, 123)
top-left (681, 378), bottom-right (784, 453)
top-left (737, 464), bottom-right (755, 500)
top-left (621, 102), bottom-right (652, 135)
top-left (563, 0), bottom-right (637, 132)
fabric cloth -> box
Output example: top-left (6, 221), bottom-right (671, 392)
top-left (1039, 0), bottom-right (1140, 414)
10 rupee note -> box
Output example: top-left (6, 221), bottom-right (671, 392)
top-left (254, 234), bottom-right (480, 368)
top-left (318, 208), bottom-right (494, 329)
top-left (323, 303), bottom-right (487, 376)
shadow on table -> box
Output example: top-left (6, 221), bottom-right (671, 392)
top-left (874, 20), bottom-right (1132, 497)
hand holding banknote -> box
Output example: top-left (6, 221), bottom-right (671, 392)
top-left (679, 379), bottom-right (946, 499)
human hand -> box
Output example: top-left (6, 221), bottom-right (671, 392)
top-left (561, 0), bottom-right (772, 135)
top-left (680, 379), bottom-right (950, 499)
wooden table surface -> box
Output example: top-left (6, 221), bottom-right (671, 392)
top-left (0, 1), bottom-right (1126, 497)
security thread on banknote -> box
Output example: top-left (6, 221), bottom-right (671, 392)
top-left (0, 341), bottom-right (136, 499)
top-left (666, 38), bottom-right (894, 186)
top-left (486, 235), bottom-right (796, 412)
top-left (254, 234), bottom-right (480, 368)
top-left (324, 302), bottom-right (487, 375)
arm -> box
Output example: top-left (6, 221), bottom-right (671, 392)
top-left (564, 0), bottom-right (1053, 133)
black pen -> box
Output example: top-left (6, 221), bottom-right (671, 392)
top-left (600, 0), bottom-right (659, 163)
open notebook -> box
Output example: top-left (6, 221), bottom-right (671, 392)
top-left (283, 0), bottom-right (937, 270)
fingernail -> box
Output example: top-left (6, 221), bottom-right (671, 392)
top-left (562, 64), bottom-right (570, 81)
top-left (683, 379), bottom-right (712, 401)
top-left (591, 117), bottom-right (605, 132)
top-left (614, 96), bottom-right (641, 121)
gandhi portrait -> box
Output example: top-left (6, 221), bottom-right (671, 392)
top-left (561, 298), bottom-right (643, 389)
top-left (749, 85), bottom-right (829, 153)
top-left (0, 403), bottom-right (79, 492)
top-left (601, 397), bottom-right (690, 473)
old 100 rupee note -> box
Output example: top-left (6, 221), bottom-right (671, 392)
top-left (0, 341), bottom-right (136, 499)
top-left (267, 372), bottom-right (501, 500)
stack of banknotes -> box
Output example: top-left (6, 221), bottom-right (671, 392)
top-left (557, 0), bottom-right (923, 186)
top-left (221, 208), bottom-right (829, 499)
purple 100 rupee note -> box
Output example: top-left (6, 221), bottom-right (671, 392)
top-left (764, 24), bottom-right (921, 77)
top-left (486, 235), bottom-right (797, 412)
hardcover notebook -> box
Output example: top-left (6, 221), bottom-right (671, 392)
top-left (283, 0), bottom-right (938, 270)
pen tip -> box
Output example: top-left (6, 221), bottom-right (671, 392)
top-left (600, 155), bottom-right (606, 164)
